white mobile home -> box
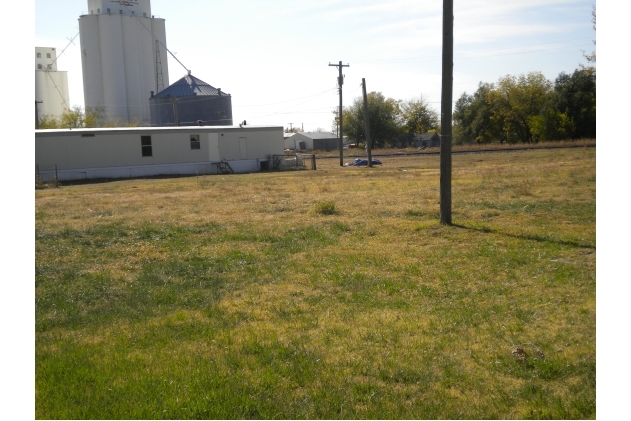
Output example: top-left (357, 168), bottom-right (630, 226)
top-left (35, 126), bottom-right (284, 181)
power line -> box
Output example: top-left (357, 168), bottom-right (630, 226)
top-left (39, 32), bottom-right (79, 111)
top-left (234, 88), bottom-right (337, 108)
top-left (248, 89), bottom-right (336, 122)
top-left (49, 32), bottom-right (79, 69)
top-left (354, 37), bottom-right (594, 65)
top-left (119, 3), bottom-right (190, 74)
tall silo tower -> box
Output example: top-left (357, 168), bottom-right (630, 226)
top-left (79, 0), bottom-right (169, 124)
top-left (35, 47), bottom-right (70, 121)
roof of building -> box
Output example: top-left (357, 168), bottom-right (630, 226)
top-left (288, 131), bottom-right (338, 139)
top-left (35, 125), bottom-right (282, 137)
top-left (153, 73), bottom-right (230, 98)
top-left (417, 132), bottom-right (440, 141)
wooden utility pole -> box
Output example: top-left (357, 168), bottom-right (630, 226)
top-left (440, 0), bottom-right (454, 225)
top-left (329, 61), bottom-right (349, 166)
top-left (35, 100), bottom-right (43, 129)
top-left (361, 78), bottom-right (373, 168)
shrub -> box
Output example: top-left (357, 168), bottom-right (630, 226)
top-left (314, 201), bottom-right (337, 215)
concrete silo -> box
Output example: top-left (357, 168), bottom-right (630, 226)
top-left (150, 72), bottom-right (233, 127)
top-left (79, 0), bottom-right (169, 125)
top-left (35, 47), bottom-right (70, 122)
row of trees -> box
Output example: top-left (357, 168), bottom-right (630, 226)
top-left (335, 65), bottom-right (595, 148)
top-left (453, 68), bottom-right (596, 144)
top-left (37, 105), bottom-right (141, 129)
top-left (454, 7), bottom-right (595, 145)
top-left (336, 94), bottom-right (440, 148)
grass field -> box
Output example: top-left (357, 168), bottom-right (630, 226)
top-left (35, 146), bottom-right (596, 419)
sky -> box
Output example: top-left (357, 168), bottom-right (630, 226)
top-left (33, 0), bottom-right (596, 132)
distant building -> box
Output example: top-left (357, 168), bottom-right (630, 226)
top-left (79, 0), bottom-right (169, 124)
top-left (35, 47), bottom-right (69, 121)
top-left (150, 73), bottom-right (233, 126)
top-left (284, 132), bottom-right (340, 151)
top-left (415, 132), bottom-right (441, 148)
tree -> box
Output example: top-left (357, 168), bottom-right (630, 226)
top-left (553, 69), bottom-right (596, 139)
top-left (37, 114), bottom-right (61, 129)
top-left (528, 106), bottom-right (573, 142)
top-left (341, 92), bottom-right (401, 148)
top-left (35, 105), bottom-right (140, 129)
top-left (453, 67), bottom-right (595, 144)
top-left (453, 83), bottom-right (503, 144)
top-left (83, 106), bottom-right (110, 128)
top-left (490, 72), bottom-right (553, 143)
top-left (58, 105), bottom-right (85, 128)
top-left (400, 97), bottom-right (439, 135)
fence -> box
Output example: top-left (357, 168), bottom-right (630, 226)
top-left (36, 164), bottom-right (59, 187)
top-left (271, 154), bottom-right (316, 171)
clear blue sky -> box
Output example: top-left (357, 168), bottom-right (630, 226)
top-left (34, 0), bottom-right (595, 131)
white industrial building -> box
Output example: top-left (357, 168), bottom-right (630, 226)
top-left (284, 132), bottom-right (340, 151)
top-left (79, 0), bottom-right (169, 124)
top-left (35, 47), bottom-right (70, 121)
top-left (35, 126), bottom-right (284, 181)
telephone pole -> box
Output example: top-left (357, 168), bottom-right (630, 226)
top-left (362, 78), bottom-right (373, 168)
top-left (440, 0), bottom-right (454, 225)
top-left (329, 61), bottom-right (349, 166)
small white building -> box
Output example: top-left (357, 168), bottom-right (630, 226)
top-left (35, 47), bottom-right (70, 121)
top-left (284, 132), bottom-right (340, 151)
top-left (35, 126), bottom-right (284, 181)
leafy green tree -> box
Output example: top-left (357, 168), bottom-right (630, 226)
top-left (341, 92), bottom-right (401, 148)
top-left (37, 114), bottom-right (60, 129)
top-left (400, 97), bottom-right (439, 135)
top-left (490, 72), bottom-right (553, 143)
top-left (58, 105), bottom-right (85, 128)
top-left (36, 105), bottom-right (140, 129)
top-left (528, 106), bottom-right (573, 142)
top-left (453, 83), bottom-right (503, 144)
top-left (554, 69), bottom-right (596, 139)
top-left (83, 106), bottom-right (110, 128)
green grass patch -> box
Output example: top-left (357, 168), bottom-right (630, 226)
top-left (314, 201), bottom-right (338, 215)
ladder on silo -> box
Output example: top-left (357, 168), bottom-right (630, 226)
top-left (155, 40), bottom-right (164, 93)
top-left (217, 161), bottom-right (234, 174)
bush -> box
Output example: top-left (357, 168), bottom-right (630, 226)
top-left (314, 201), bottom-right (337, 215)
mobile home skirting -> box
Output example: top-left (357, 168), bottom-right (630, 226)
top-left (36, 160), bottom-right (268, 182)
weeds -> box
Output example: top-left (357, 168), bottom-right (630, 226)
top-left (314, 201), bottom-right (338, 215)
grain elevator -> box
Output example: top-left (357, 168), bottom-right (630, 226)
top-left (79, 0), bottom-right (169, 124)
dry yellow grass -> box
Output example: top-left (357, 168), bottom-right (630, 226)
top-left (36, 146), bottom-right (595, 419)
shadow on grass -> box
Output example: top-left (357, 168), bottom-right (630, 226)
top-left (451, 223), bottom-right (595, 250)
